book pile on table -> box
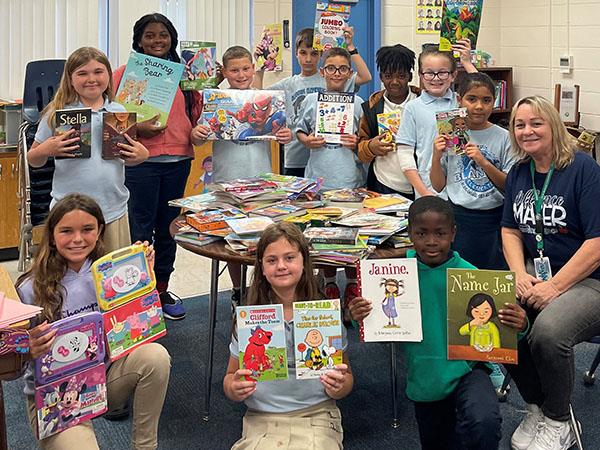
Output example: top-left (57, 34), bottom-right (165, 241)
top-left (303, 226), bottom-right (371, 266)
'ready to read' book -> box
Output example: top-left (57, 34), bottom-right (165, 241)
top-left (447, 268), bottom-right (518, 364)
top-left (293, 299), bottom-right (343, 379)
top-left (313, 2), bottom-right (351, 51)
top-left (439, 0), bottom-right (484, 52)
top-left (236, 304), bottom-right (288, 382)
top-left (201, 89), bottom-right (286, 140)
top-left (303, 226), bottom-right (358, 245)
top-left (315, 92), bottom-right (355, 144)
top-left (115, 51), bottom-right (184, 127)
top-left (436, 107), bottom-right (470, 155)
top-left (254, 24), bottom-right (283, 72)
top-left (102, 112), bottom-right (137, 159)
top-left (54, 108), bottom-right (92, 159)
top-left (357, 258), bottom-right (422, 342)
top-left (180, 41), bottom-right (219, 90)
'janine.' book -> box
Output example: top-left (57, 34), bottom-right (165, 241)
top-left (115, 51), bottom-right (184, 127)
top-left (54, 108), bottom-right (91, 159)
top-left (357, 258), bottom-right (423, 342)
top-left (201, 89), bottom-right (286, 140)
top-left (315, 92), bottom-right (355, 144)
top-left (236, 304), bottom-right (288, 382)
top-left (313, 2), bottom-right (351, 51)
top-left (436, 107), bottom-right (470, 154)
top-left (254, 24), bottom-right (283, 72)
top-left (439, 0), bottom-right (484, 51)
top-left (293, 299), bottom-right (343, 379)
top-left (102, 112), bottom-right (137, 159)
top-left (447, 268), bottom-right (518, 364)
top-left (180, 41), bottom-right (218, 90)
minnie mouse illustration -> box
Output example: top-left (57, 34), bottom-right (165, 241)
top-left (58, 376), bottom-right (87, 424)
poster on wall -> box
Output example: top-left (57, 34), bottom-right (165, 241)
top-left (416, 0), bottom-right (442, 34)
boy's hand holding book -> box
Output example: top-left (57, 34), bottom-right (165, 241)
top-left (464, 142), bottom-right (485, 166)
top-left (275, 126), bottom-right (293, 144)
top-left (191, 124), bottom-right (211, 144)
top-left (340, 134), bottom-right (358, 150)
top-left (138, 113), bottom-right (167, 138)
top-left (368, 134), bottom-right (395, 157)
top-left (348, 296), bottom-right (372, 322)
top-left (298, 131), bottom-right (326, 149)
top-left (118, 133), bottom-right (149, 166)
top-left (433, 135), bottom-right (448, 159)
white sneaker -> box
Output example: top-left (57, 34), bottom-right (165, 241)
top-left (527, 417), bottom-right (576, 450)
top-left (511, 404), bottom-right (544, 450)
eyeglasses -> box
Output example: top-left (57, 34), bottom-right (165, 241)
top-left (323, 65), bottom-right (351, 75)
top-left (420, 70), bottom-right (452, 81)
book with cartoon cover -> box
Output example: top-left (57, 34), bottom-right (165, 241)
top-left (357, 258), bottom-right (422, 342)
top-left (225, 217), bottom-right (275, 236)
top-left (102, 112), bottom-right (137, 159)
top-left (376, 110), bottom-right (402, 138)
top-left (447, 268), bottom-right (518, 364)
top-left (115, 51), bottom-right (184, 126)
top-left (303, 226), bottom-right (358, 245)
top-left (313, 2), bottom-right (351, 51)
top-left (293, 299), bottom-right (343, 379)
top-left (254, 24), bottom-right (283, 72)
top-left (180, 41), bottom-right (218, 90)
top-left (439, 0), bottom-right (484, 51)
top-left (201, 89), bottom-right (286, 140)
top-left (436, 107), bottom-right (470, 155)
top-left (236, 304), bottom-right (288, 382)
top-left (54, 108), bottom-right (92, 159)
top-left (315, 92), bottom-right (355, 144)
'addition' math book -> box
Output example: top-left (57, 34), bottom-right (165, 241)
top-left (313, 2), bottom-right (351, 51)
top-left (180, 41), bottom-right (218, 90)
top-left (201, 89), bottom-right (286, 140)
top-left (115, 51), bottom-right (185, 127)
top-left (439, 0), bottom-right (484, 51)
top-left (102, 112), bottom-right (137, 159)
top-left (436, 107), bottom-right (470, 155)
top-left (315, 92), bottom-right (355, 144)
top-left (236, 304), bottom-right (288, 382)
top-left (254, 24), bottom-right (283, 72)
top-left (293, 299), bottom-right (343, 380)
top-left (447, 268), bottom-right (518, 364)
top-left (54, 108), bottom-right (92, 159)
top-left (357, 258), bottom-right (422, 342)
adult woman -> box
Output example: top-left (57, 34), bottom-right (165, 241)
top-left (501, 96), bottom-right (600, 450)
top-left (113, 13), bottom-right (203, 320)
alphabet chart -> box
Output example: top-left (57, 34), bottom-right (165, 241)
top-left (315, 92), bottom-right (355, 144)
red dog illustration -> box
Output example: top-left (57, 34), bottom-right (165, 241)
top-left (243, 326), bottom-right (273, 381)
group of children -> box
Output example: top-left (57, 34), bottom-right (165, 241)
top-left (17, 11), bottom-right (539, 450)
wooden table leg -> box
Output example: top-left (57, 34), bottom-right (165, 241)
top-left (203, 259), bottom-right (220, 421)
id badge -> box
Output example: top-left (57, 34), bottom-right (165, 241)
top-left (534, 257), bottom-right (553, 281)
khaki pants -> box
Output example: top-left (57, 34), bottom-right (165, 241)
top-left (231, 399), bottom-right (343, 450)
top-left (27, 343), bottom-right (171, 450)
top-left (103, 213), bottom-right (132, 253)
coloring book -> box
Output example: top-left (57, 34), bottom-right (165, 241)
top-left (180, 41), bottom-right (218, 90)
top-left (236, 304), bottom-right (288, 382)
top-left (201, 89), bottom-right (286, 140)
top-left (447, 268), bottom-right (518, 364)
top-left (315, 92), bottom-right (355, 144)
top-left (293, 299), bottom-right (343, 380)
top-left (357, 258), bottom-right (422, 342)
top-left (313, 2), bottom-right (351, 51)
top-left (254, 24), bottom-right (283, 72)
top-left (54, 108), bottom-right (91, 159)
top-left (436, 107), bottom-right (470, 155)
top-left (439, 0), bottom-right (484, 51)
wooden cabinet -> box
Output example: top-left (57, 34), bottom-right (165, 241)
top-left (0, 149), bottom-right (20, 249)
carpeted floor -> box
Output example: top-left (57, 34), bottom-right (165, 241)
top-left (4, 290), bottom-right (600, 449)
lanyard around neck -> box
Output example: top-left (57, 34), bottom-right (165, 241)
top-left (529, 160), bottom-right (555, 255)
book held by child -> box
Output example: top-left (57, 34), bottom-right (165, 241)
top-left (436, 107), bottom-right (470, 155)
top-left (315, 92), bottom-right (355, 144)
top-left (180, 41), bottom-right (218, 90)
top-left (254, 24), bottom-right (283, 72)
top-left (54, 108), bottom-right (92, 159)
top-left (102, 112), bottom-right (137, 159)
top-left (313, 2), bottom-right (351, 51)
top-left (439, 0), bottom-right (484, 51)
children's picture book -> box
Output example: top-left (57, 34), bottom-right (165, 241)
top-left (34, 312), bottom-right (105, 385)
top-left (254, 24), bottom-right (283, 72)
top-left (0, 328), bottom-right (30, 355)
top-left (102, 112), bottom-right (137, 159)
top-left (236, 304), bottom-right (288, 382)
top-left (376, 110), bottom-right (402, 137)
top-left (54, 108), bottom-right (92, 159)
top-left (115, 51), bottom-right (185, 127)
top-left (201, 89), bottom-right (286, 140)
top-left (436, 107), bottom-right (470, 155)
top-left (225, 217), bottom-right (275, 236)
top-left (185, 207), bottom-right (246, 232)
top-left (293, 299), bottom-right (343, 379)
top-left (357, 258), bottom-right (422, 342)
top-left (168, 192), bottom-right (217, 212)
top-left (447, 268), bottom-right (518, 364)
top-left (249, 202), bottom-right (306, 222)
top-left (439, 0), bottom-right (484, 51)
top-left (0, 290), bottom-right (42, 328)
top-left (35, 363), bottom-right (107, 439)
top-left (315, 92), bottom-right (355, 144)
top-left (313, 2), bottom-right (351, 51)
top-left (303, 226), bottom-right (358, 245)
top-left (92, 245), bottom-right (156, 312)
top-left (180, 41), bottom-right (219, 90)
top-left (103, 289), bottom-right (167, 362)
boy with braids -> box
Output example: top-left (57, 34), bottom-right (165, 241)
top-left (357, 44), bottom-right (421, 197)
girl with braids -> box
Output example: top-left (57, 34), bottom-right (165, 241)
top-left (16, 194), bottom-right (170, 450)
top-left (113, 13), bottom-right (205, 320)
top-left (223, 222), bottom-right (356, 449)
top-left (357, 44), bottom-right (421, 197)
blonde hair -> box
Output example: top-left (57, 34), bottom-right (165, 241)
top-left (509, 95), bottom-right (577, 170)
top-left (41, 47), bottom-right (114, 128)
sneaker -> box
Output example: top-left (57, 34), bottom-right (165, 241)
top-left (488, 363), bottom-right (505, 390)
top-left (325, 282), bottom-right (341, 300)
top-left (160, 291), bottom-right (186, 320)
top-left (528, 417), bottom-right (577, 450)
top-left (511, 403), bottom-right (544, 450)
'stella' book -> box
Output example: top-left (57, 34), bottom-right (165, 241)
top-left (54, 108), bottom-right (92, 159)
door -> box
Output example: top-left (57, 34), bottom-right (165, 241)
top-left (0, 151), bottom-right (20, 249)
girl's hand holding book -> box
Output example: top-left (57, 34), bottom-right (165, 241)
top-left (340, 134), bottom-right (358, 150)
top-left (43, 128), bottom-right (80, 158)
top-left (138, 114), bottom-right (167, 138)
top-left (118, 133), bottom-right (149, 166)
top-left (135, 240), bottom-right (155, 269)
top-left (229, 369), bottom-right (257, 402)
top-left (29, 321), bottom-right (58, 359)
top-left (348, 296), bottom-right (372, 322)
top-left (321, 363), bottom-right (349, 399)
top-left (275, 127), bottom-right (293, 145)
